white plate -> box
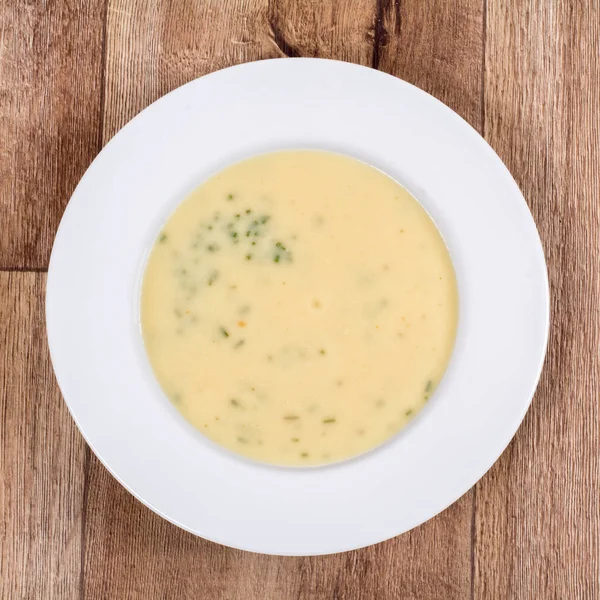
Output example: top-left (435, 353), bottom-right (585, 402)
top-left (46, 58), bottom-right (549, 556)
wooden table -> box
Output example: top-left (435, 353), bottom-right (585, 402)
top-left (1, 1), bottom-right (598, 598)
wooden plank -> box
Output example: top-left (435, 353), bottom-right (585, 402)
top-left (376, 0), bottom-right (485, 130)
top-left (475, 0), bottom-right (600, 597)
top-left (268, 0), bottom-right (375, 65)
top-left (0, 0), bottom-right (106, 270)
top-left (0, 273), bottom-right (86, 599)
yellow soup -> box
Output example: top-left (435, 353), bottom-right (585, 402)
top-left (141, 151), bottom-right (458, 466)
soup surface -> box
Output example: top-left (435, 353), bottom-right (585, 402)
top-left (141, 151), bottom-right (458, 466)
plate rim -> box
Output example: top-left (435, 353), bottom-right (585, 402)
top-left (46, 57), bottom-right (550, 555)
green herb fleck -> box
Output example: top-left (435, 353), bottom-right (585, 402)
top-left (245, 254), bottom-right (253, 261)
top-left (230, 398), bottom-right (241, 408)
top-left (322, 417), bottom-right (336, 424)
top-left (206, 243), bottom-right (219, 252)
top-left (319, 348), bottom-right (326, 356)
top-left (425, 380), bottom-right (433, 392)
top-left (245, 209), bottom-right (251, 214)
top-left (207, 270), bottom-right (219, 286)
top-left (159, 233), bottom-right (168, 243)
top-left (300, 452), bottom-right (309, 458)
top-left (405, 409), bottom-right (414, 417)
top-left (236, 436), bottom-right (248, 444)
top-left (233, 339), bottom-right (245, 349)
top-left (272, 240), bottom-right (293, 264)
top-left (291, 437), bottom-right (300, 443)
top-left (283, 415), bottom-right (299, 421)
top-left (227, 193), bottom-right (234, 201)
top-left (220, 326), bottom-right (229, 338)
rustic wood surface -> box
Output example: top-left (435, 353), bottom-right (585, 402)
top-left (0, 0), bottom-right (598, 598)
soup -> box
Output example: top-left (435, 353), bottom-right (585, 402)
top-left (141, 150), bottom-right (458, 466)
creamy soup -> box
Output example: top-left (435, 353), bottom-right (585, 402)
top-left (141, 151), bottom-right (458, 466)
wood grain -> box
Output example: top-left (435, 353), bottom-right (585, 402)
top-left (0, 0), bottom-right (106, 270)
top-left (268, 0), bottom-right (375, 65)
top-left (376, 0), bottom-right (485, 130)
top-left (0, 273), bottom-right (86, 599)
top-left (474, 0), bottom-right (600, 598)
